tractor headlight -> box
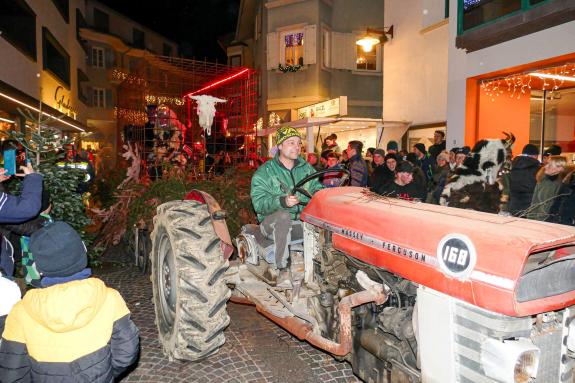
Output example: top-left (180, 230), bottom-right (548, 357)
top-left (481, 338), bottom-right (540, 383)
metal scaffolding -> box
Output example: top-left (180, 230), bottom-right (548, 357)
top-left (116, 55), bottom-right (258, 178)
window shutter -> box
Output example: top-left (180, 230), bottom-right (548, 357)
top-left (266, 32), bottom-right (279, 70)
top-left (304, 25), bottom-right (316, 65)
top-left (344, 33), bottom-right (356, 70)
top-left (105, 89), bottom-right (113, 109)
top-left (104, 48), bottom-right (114, 69)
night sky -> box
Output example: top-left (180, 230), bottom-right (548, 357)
top-left (98, 0), bottom-right (241, 62)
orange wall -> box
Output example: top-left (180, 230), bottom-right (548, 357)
top-left (472, 86), bottom-right (531, 156)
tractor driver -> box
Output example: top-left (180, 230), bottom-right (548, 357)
top-left (251, 126), bottom-right (323, 288)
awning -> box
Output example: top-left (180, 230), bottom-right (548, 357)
top-left (258, 117), bottom-right (379, 137)
top-left (0, 80), bottom-right (88, 132)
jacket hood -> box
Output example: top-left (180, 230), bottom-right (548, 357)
top-left (23, 278), bottom-right (107, 333)
top-left (512, 155), bottom-right (539, 170)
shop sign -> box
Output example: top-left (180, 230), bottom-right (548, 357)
top-left (54, 86), bottom-right (78, 119)
top-left (296, 96), bottom-right (347, 119)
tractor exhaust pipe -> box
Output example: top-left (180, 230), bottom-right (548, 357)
top-left (257, 271), bottom-right (388, 356)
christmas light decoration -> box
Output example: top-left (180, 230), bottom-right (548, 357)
top-left (278, 63), bottom-right (302, 73)
top-left (480, 62), bottom-right (575, 102)
top-left (114, 107), bottom-right (148, 125)
top-left (145, 94), bottom-right (185, 106)
top-left (268, 112), bottom-right (281, 127)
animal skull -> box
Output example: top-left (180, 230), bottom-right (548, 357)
top-left (189, 95), bottom-right (227, 136)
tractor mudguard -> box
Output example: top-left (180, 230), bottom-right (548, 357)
top-left (184, 189), bottom-right (234, 259)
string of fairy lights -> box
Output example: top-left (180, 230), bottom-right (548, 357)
top-left (480, 62), bottom-right (575, 102)
top-left (114, 107), bottom-right (148, 125)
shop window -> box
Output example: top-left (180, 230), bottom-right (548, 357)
top-left (356, 45), bottom-right (377, 71)
top-left (91, 46), bottom-right (105, 68)
top-left (92, 88), bottom-right (105, 108)
top-left (0, 0), bottom-right (37, 61)
top-left (281, 30), bottom-right (304, 66)
top-left (530, 88), bottom-right (575, 160)
top-left (133, 28), bottom-right (145, 49)
top-left (43, 27), bottom-right (70, 87)
top-left (93, 8), bottom-right (109, 33)
top-left (163, 43), bottom-right (172, 57)
top-left (51, 0), bottom-right (69, 23)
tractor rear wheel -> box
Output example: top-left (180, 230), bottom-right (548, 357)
top-left (151, 200), bottom-right (231, 361)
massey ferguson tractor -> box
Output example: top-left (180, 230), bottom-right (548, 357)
top-left (150, 183), bottom-right (575, 383)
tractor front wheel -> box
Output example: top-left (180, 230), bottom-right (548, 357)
top-left (151, 200), bottom-right (231, 361)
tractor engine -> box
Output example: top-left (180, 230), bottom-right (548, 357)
top-left (307, 231), bottom-right (420, 382)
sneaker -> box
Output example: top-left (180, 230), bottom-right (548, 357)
top-left (276, 269), bottom-right (292, 289)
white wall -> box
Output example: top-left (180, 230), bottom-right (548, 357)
top-left (383, 0), bottom-right (448, 126)
top-left (446, 0), bottom-right (575, 148)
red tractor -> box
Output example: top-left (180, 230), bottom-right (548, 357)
top-left (150, 185), bottom-right (575, 383)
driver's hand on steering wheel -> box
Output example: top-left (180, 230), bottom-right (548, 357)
top-left (285, 195), bottom-right (300, 207)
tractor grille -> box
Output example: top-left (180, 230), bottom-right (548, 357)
top-left (452, 302), bottom-right (575, 382)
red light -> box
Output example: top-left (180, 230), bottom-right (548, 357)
top-left (184, 68), bottom-right (250, 97)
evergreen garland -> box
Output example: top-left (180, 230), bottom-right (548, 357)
top-left (278, 63), bottom-right (302, 73)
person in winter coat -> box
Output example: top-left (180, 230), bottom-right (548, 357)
top-left (321, 152), bottom-right (345, 188)
top-left (322, 134), bottom-right (341, 154)
top-left (0, 222), bottom-right (140, 382)
top-left (0, 271), bottom-right (21, 336)
top-left (251, 126), bottom-right (323, 287)
top-left (370, 152), bottom-right (395, 193)
top-left (508, 144), bottom-right (540, 216)
top-left (413, 143), bottom-right (436, 182)
top-left (556, 169), bottom-right (575, 226)
top-left (427, 151), bottom-right (451, 204)
top-left (0, 163), bottom-right (43, 277)
top-left (376, 161), bottom-right (424, 200)
top-left (347, 140), bottom-right (369, 187)
top-left (526, 156), bottom-right (570, 221)
top-left (428, 130), bottom-right (446, 160)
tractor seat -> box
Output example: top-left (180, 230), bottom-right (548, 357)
top-left (241, 222), bottom-right (304, 266)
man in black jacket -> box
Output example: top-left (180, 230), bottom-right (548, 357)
top-left (508, 144), bottom-right (540, 216)
top-left (347, 141), bottom-right (368, 187)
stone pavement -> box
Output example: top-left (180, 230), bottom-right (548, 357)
top-left (97, 248), bottom-right (360, 383)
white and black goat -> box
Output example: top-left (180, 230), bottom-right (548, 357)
top-left (440, 133), bottom-right (515, 213)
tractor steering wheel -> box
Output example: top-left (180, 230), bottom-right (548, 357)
top-left (290, 168), bottom-right (351, 205)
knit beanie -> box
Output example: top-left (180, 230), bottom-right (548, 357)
top-left (276, 126), bottom-right (301, 145)
top-left (522, 144), bottom-right (539, 156)
top-left (31, 222), bottom-right (87, 278)
top-left (414, 143), bottom-right (426, 154)
top-left (373, 148), bottom-right (385, 157)
top-left (386, 141), bottom-right (398, 151)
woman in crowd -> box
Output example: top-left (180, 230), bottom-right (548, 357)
top-left (526, 156), bottom-right (571, 221)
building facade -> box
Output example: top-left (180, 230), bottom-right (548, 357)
top-left (0, 0), bottom-right (179, 169)
top-left (383, 0), bottom-right (449, 151)
top-left (0, 0), bottom-right (90, 136)
top-left (447, 0), bottom-right (575, 157)
top-left (230, 0), bottom-right (384, 154)
top-left (80, 0), bottom-right (179, 168)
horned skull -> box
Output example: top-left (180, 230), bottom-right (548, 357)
top-left (189, 95), bottom-right (227, 136)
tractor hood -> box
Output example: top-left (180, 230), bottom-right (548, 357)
top-left (301, 187), bottom-right (575, 317)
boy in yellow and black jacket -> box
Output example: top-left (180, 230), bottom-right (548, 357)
top-left (0, 222), bottom-right (139, 382)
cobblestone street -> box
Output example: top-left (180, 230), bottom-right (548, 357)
top-left (97, 248), bottom-right (360, 383)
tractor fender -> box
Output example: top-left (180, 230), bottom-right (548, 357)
top-left (184, 189), bottom-right (234, 259)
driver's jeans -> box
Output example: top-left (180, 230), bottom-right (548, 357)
top-left (260, 210), bottom-right (292, 270)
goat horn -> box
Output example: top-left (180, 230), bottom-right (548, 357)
top-left (502, 132), bottom-right (516, 147)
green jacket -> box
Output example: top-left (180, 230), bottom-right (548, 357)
top-left (526, 174), bottom-right (562, 221)
top-left (251, 155), bottom-right (323, 222)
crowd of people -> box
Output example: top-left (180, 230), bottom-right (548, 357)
top-left (304, 131), bottom-right (575, 225)
top-left (0, 163), bottom-right (139, 381)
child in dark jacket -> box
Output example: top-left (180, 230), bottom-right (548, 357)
top-left (0, 222), bottom-right (140, 382)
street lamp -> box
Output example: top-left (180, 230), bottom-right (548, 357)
top-left (356, 26), bottom-right (394, 53)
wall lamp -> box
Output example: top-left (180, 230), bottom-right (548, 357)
top-left (356, 26), bottom-right (394, 53)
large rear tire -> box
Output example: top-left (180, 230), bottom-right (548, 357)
top-left (151, 200), bottom-right (231, 361)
